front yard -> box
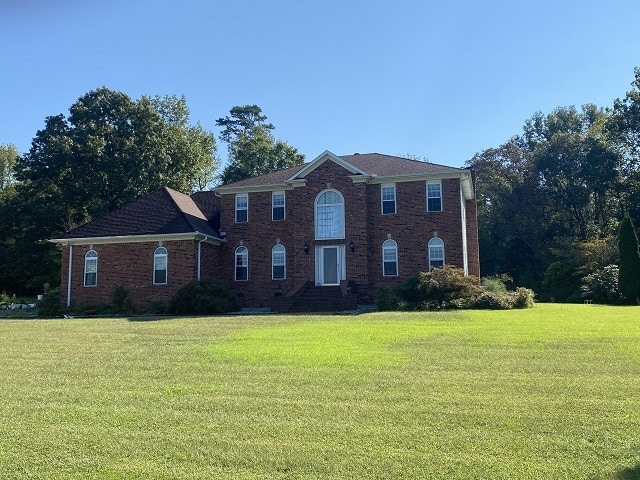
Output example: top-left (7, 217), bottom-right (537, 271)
top-left (0, 304), bottom-right (639, 479)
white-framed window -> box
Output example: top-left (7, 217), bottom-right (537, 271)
top-left (381, 184), bottom-right (396, 214)
top-left (235, 194), bottom-right (248, 223)
top-left (382, 239), bottom-right (398, 276)
top-left (272, 244), bottom-right (286, 279)
top-left (84, 250), bottom-right (98, 287)
top-left (153, 246), bottom-right (168, 284)
top-left (272, 191), bottom-right (285, 221)
top-left (315, 189), bottom-right (345, 240)
top-left (427, 181), bottom-right (442, 212)
top-left (235, 246), bottom-right (248, 281)
top-left (428, 237), bottom-right (445, 270)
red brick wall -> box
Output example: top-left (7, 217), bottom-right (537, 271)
top-left (60, 240), bottom-right (200, 310)
top-left (217, 160), bottom-right (480, 307)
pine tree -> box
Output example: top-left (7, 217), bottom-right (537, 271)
top-left (618, 214), bottom-right (640, 304)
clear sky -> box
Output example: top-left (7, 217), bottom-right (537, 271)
top-left (1, 0), bottom-right (639, 168)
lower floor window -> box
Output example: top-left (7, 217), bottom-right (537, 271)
top-left (272, 244), bottom-right (286, 279)
top-left (154, 247), bottom-right (168, 284)
top-left (235, 246), bottom-right (248, 281)
top-left (428, 237), bottom-right (445, 270)
top-left (84, 250), bottom-right (98, 286)
top-left (382, 239), bottom-right (398, 276)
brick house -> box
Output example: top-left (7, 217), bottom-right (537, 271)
top-left (51, 151), bottom-right (479, 311)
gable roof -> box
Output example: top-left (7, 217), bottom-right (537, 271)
top-left (51, 187), bottom-right (222, 244)
top-left (214, 151), bottom-right (472, 195)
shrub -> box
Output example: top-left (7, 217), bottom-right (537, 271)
top-left (375, 286), bottom-right (402, 311)
top-left (512, 287), bottom-right (536, 308)
top-left (146, 300), bottom-right (169, 315)
top-left (112, 285), bottom-right (135, 314)
top-left (169, 278), bottom-right (238, 315)
top-left (581, 264), bottom-right (625, 305)
top-left (37, 292), bottom-right (64, 317)
top-left (543, 260), bottom-right (581, 302)
top-left (417, 266), bottom-right (482, 309)
top-left (481, 274), bottom-right (512, 293)
top-left (395, 276), bottom-right (422, 307)
top-left (473, 291), bottom-right (514, 309)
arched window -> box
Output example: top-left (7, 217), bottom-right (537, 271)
top-left (153, 247), bottom-right (168, 284)
top-left (382, 239), bottom-right (398, 276)
top-left (428, 237), bottom-right (445, 270)
top-left (272, 244), bottom-right (286, 279)
top-left (84, 250), bottom-right (98, 287)
top-left (315, 189), bottom-right (344, 240)
top-left (235, 246), bottom-right (248, 281)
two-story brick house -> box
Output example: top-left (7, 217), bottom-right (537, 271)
top-left (51, 151), bottom-right (479, 311)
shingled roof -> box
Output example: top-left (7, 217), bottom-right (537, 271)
top-left (52, 187), bottom-right (220, 242)
top-left (215, 152), bottom-right (468, 190)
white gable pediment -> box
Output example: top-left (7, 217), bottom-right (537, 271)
top-left (287, 150), bottom-right (368, 181)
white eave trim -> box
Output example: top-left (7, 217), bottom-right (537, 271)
top-left (288, 150), bottom-right (368, 181)
top-left (349, 170), bottom-right (475, 199)
top-left (49, 232), bottom-right (225, 246)
top-left (213, 180), bottom-right (306, 195)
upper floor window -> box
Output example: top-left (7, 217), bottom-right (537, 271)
top-left (315, 189), bottom-right (345, 240)
top-left (272, 191), bottom-right (285, 221)
top-left (84, 250), bottom-right (98, 287)
top-left (428, 237), bottom-right (445, 270)
top-left (235, 194), bottom-right (248, 222)
top-left (272, 244), bottom-right (286, 279)
top-left (381, 184), bottom-right (396, 214)
top-left (382, 239), bottom-right (398, 276)
top-left (427, 181), bottom-right (442, 212)
top-left (235, 246), bottom-right (248, 281)
top-left (153, 247), bottom-right (168, 284)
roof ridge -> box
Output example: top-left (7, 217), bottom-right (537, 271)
top-left (343, 152), bottom-right (465, 171)
top-left (163, 186), bottom-right (210, 233)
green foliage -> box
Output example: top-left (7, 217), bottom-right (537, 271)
top-left (417, 266), bottom-right (482, 309)
top-left (581, 264), bottom-right (625, 305)
top-left (0, 291), bottom-right (10, 305)
top-left (112, 286), bottom-right (135, 315)
top-left (542, 260), bottom-right (582, 302)
top-left (36, 292), bottom-right (64, 317)
top-left (216, 105), bottom-right (304, 185)
top-left (374, 286), bottom-right (402, 311)
top-left (481, 273), bottom-right (512, 293)
top-left (169, 278), bottom-right (238, 315)
top-left (617, 214), bottom-right (640, 304)
top-left (0, 143), bottom-right (18, 194)
top-left (146, 299), bottom-right (168, 315)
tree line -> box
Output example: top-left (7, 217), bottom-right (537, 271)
top-left (0, 88), bottom-right (303, 294)
top-left (467, 67), bottom-right (640, 303)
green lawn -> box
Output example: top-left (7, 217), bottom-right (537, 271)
top-left (1, 304), bottom-right (639, 479)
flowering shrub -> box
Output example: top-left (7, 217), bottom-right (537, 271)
top-left (581, 264), bottom-right (625, 305)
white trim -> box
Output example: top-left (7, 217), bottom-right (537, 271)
top-left (289, 150), bottom-right (367, 181)
top-left (272, 191), bottom-right (286, 221)
top-left (426, 180), bottom-right (443, 212)
top-left (197, 240), bottom-right (203, 280)
top-left (381, 183), bottom-right (396, 215)
top-left (428, 237), bottom-right (445, 270)
top-left (235, 193), bottom-right (248, 223)
top-left (271, 244), bottom-right (286, 280)
top-left (315, 245), bottom-right (346, 286)
top-left (50, 232), bottom-right (224, 246)
top-left (153, 246), bottom-right (168, 285)
top-left (382, 239), bottom-right (399, 276)
top-left (314, 189), bottom-right (345, 240)
top-left (234, 246), bottom-right (249, 281)
top-left (84, 249), bottom-right (98, 287)
top-left (67, 245), bottom-right (73, 307)
top-left (460, 188), bottom-right (469, 275)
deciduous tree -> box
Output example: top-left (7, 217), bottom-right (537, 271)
top-left (618, 213), bottom-right (640, 304)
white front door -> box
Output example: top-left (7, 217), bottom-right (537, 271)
top-left (315, 246), bottom-right (345, 286)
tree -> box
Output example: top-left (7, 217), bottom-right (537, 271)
top-left (0, 143), bottom-right (18, 194)
top-left (4, 87), bottom-right (218, 293)
top-left (617, 214), bottom-right (640, 304)
top-left (216, 105), bottom-right (304, 185)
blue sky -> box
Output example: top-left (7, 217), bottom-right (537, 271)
top-left (1, 0), bottom-right (639, 168)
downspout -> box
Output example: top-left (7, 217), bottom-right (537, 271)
top-left (67, 244), bottom-right (73, 307)
top-left (460, 184), bottom-right (469, 276)
top-left (197, 239), bottom-right (204, 281)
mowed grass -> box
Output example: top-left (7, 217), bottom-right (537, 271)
top-left (1, 305), bottom-right (639, 479)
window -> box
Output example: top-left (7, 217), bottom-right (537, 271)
top-left (315, 189), bottom-right (345, 240)
top-left (84, 250), bottom-right (98, 287)
top-left (427, 181), bottom-right (442, 212)
top-left (272, 244), bottom-right (286, 279)
top-left (235, 194), bottom-right (248, 222)
top-left (428, 237), bottom-right (445, 270)
top-left (235, 246), bottom-right (248, 281)
top-left (382, 239), bottom-right (398, 276)
top-left (272, 191), bottom-right (285, 221)
top-left (381, 184), bottom-right (396, 214)
top-left (153, 247), bottom-right (168, 284)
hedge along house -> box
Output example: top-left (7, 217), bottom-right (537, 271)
top-left (50, 151), bottom-right (479, 312)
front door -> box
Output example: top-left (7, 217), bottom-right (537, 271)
top-left (316, 246), bottom-right (344, 286)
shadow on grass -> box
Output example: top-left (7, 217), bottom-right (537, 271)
top-left (617, 463), bottom-right (640, 480)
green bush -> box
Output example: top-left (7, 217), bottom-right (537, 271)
top-left (543, 260), bottom-right (581, 302)
top-left (37, 292), bottom-right (64, 317)
top-left (512, 287), bottom-right (536, 308)
top-left (112, 286), bottom-right (135, 314)
top-left (581, 264), bottom-right (625, 305)
top-left (169, 278), bottom-right (238, 315)
top-left (375, 286), bottom-right (402, 311)
top-left (417, 266), bottom-right (482, 309)
top-left (146, 300), bottom-right (169, 315)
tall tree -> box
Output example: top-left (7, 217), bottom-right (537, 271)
top-left (5, 87), bottom-right (218, 293)
top-left (0, 143), bottom-right (18, 194)
top-left (216, 105), bottom-right (304, 185)
top-left (618, 213), bottom-right (640, 304)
